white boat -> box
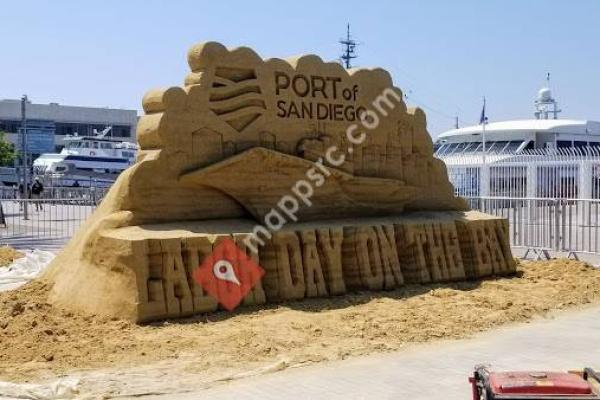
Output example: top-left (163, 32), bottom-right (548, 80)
top-left (434, 78), bottom-right (600, 199)
top-left (435, 81), bottom-right (600, 164)
top-left (33, 127), bottom-right (137, 188)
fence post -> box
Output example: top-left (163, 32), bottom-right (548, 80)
top-left (480, 165), bottom-right (490, 197)
top-left (526, 164), bottom-right (537, 197)
top-left (554, 199), bottom-right (561, 252)
top-left (579, 161), bottom-right (592, 199)
top-left (512, 199), bottom-right (518, 246)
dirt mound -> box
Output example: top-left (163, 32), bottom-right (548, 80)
top-left (1, 259), bottom-right (600, 382)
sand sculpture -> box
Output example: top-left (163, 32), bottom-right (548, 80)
top-left (43, 42), bottom-right (515, 322)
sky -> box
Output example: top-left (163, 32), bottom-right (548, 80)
top-left (2, 0), bottom-right (599, 137)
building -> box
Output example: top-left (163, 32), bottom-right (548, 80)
top-left (0, 99), bottom-right (137, 159)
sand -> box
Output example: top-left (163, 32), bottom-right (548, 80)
top-left (1, 259), bottom-right (600, 385)
top-left (0, 247), bottom-right (23, 268)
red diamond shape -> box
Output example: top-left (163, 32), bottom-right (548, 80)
top-left (193, 238), bottom-right (264, 311)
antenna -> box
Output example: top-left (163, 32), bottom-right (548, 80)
top-left (339, 23), bottom-right (358, 69)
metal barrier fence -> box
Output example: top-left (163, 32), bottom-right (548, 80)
top-left (1, 194), bottom-right (599, 259)
top-left (0, 199), bottom-right (96, 243)
top-left (466, 196), bottom-right (600, 257)
top-left (439, 148), bottom-right (600, 199)
top-left (0, 186), bottom-right (109, 203)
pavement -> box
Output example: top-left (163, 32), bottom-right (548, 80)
top-left (142, 306), bottom-right (600, 400)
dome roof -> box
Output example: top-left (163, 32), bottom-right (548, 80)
top-left (538, 87), bottom-right (552, 101)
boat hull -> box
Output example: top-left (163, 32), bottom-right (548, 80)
top-left (180, 147), bottom-right (418, 222)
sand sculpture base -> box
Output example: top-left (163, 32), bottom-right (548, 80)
top-left (78, 211), bottom-right (515, 322)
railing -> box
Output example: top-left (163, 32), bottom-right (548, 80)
top-left (438, 148), bottom-right (600, 200)
top-left (0, 199), bottom-right (96, 247)
top-left (0, 194), bottom-right (599, 259)
top-left (466, 196), bottom-right (600, 257)
top-left (0, 186), bottom-right (109, 203)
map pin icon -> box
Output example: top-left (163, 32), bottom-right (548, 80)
top-left (213, 259), bottom-right (241, 285)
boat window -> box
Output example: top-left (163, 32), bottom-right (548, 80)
top-left (574, 141), bottom-right (587, 148)
top-left (445, 143), bottom-right (459, 153)
top-left (462, 142), bottom-right (473, 152)
top-left (439, 144), bottom-right (450, 154)
top-left (504, 141), bottom-right (522, 153)
top-left (92, 142), bottom-right (99, 149)
top-left (462, 142), bottom-right (479, 153)
top-left (489, 141), bottom-right (508, 153)
top-left (82, 142), bottom-right (90, 148)
top-left (436, 143), bottom-right (450, 155)
top-left (452, 143), bottom-right (469, 153)
top-left (557, 140), bottom-right (572, 148)
top-left (485, 141), bottom-right (497, 152)
top-left (101, 143), bottom-right (112, 149)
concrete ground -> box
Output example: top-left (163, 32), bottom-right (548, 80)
top-left (142, 306), bottom-right (600, 400)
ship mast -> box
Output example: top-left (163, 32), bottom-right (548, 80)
top-left (339, 24), bottom-right (358, 69)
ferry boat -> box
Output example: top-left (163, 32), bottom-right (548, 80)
top-left (33, 127), bottom-right (137, 188)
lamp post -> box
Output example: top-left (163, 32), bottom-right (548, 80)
top-left (21, 95), bottom-right (29, 220)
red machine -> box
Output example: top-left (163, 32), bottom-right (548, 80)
top-left (470, 365), bottom-right (600, 399)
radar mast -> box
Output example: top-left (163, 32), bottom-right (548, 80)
top-left (534, 72), bottom-right (562, 119)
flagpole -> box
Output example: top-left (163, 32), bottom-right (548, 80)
top-left (482, 96), bottom-right (487, 166)
top-left (479, 96), bottom-right (489, 199)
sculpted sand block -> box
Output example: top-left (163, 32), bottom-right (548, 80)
top-left (43, 42), bottom-right (515, 322)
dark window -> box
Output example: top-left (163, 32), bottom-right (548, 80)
top-left (557, 140), bottom-right (572, 148)
top-left (55, 123), bottom-right (76, 136)
top-left (0, 120), bottom-right (21, 133)
top-left (77, 124), bottom-right (90, 135)
top-left (112, 125), bottom-right (131, 137)
top-left (574, 141), bottom-right (587, 148)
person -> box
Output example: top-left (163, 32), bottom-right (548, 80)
top-left (31, 177), bottom-right (44, 211)
top-left (72, 180), bottom-right (80, 188)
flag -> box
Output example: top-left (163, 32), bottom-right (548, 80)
top-left (479, 97), bottom-right (488, 125)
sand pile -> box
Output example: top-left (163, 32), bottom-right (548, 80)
top-left (0, 247), bottom-right (23, 268)
top-left (1, 259), bottom-right (600, 382)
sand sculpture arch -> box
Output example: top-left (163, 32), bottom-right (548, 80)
top-left (42, 41), bottom-right (514, 322)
